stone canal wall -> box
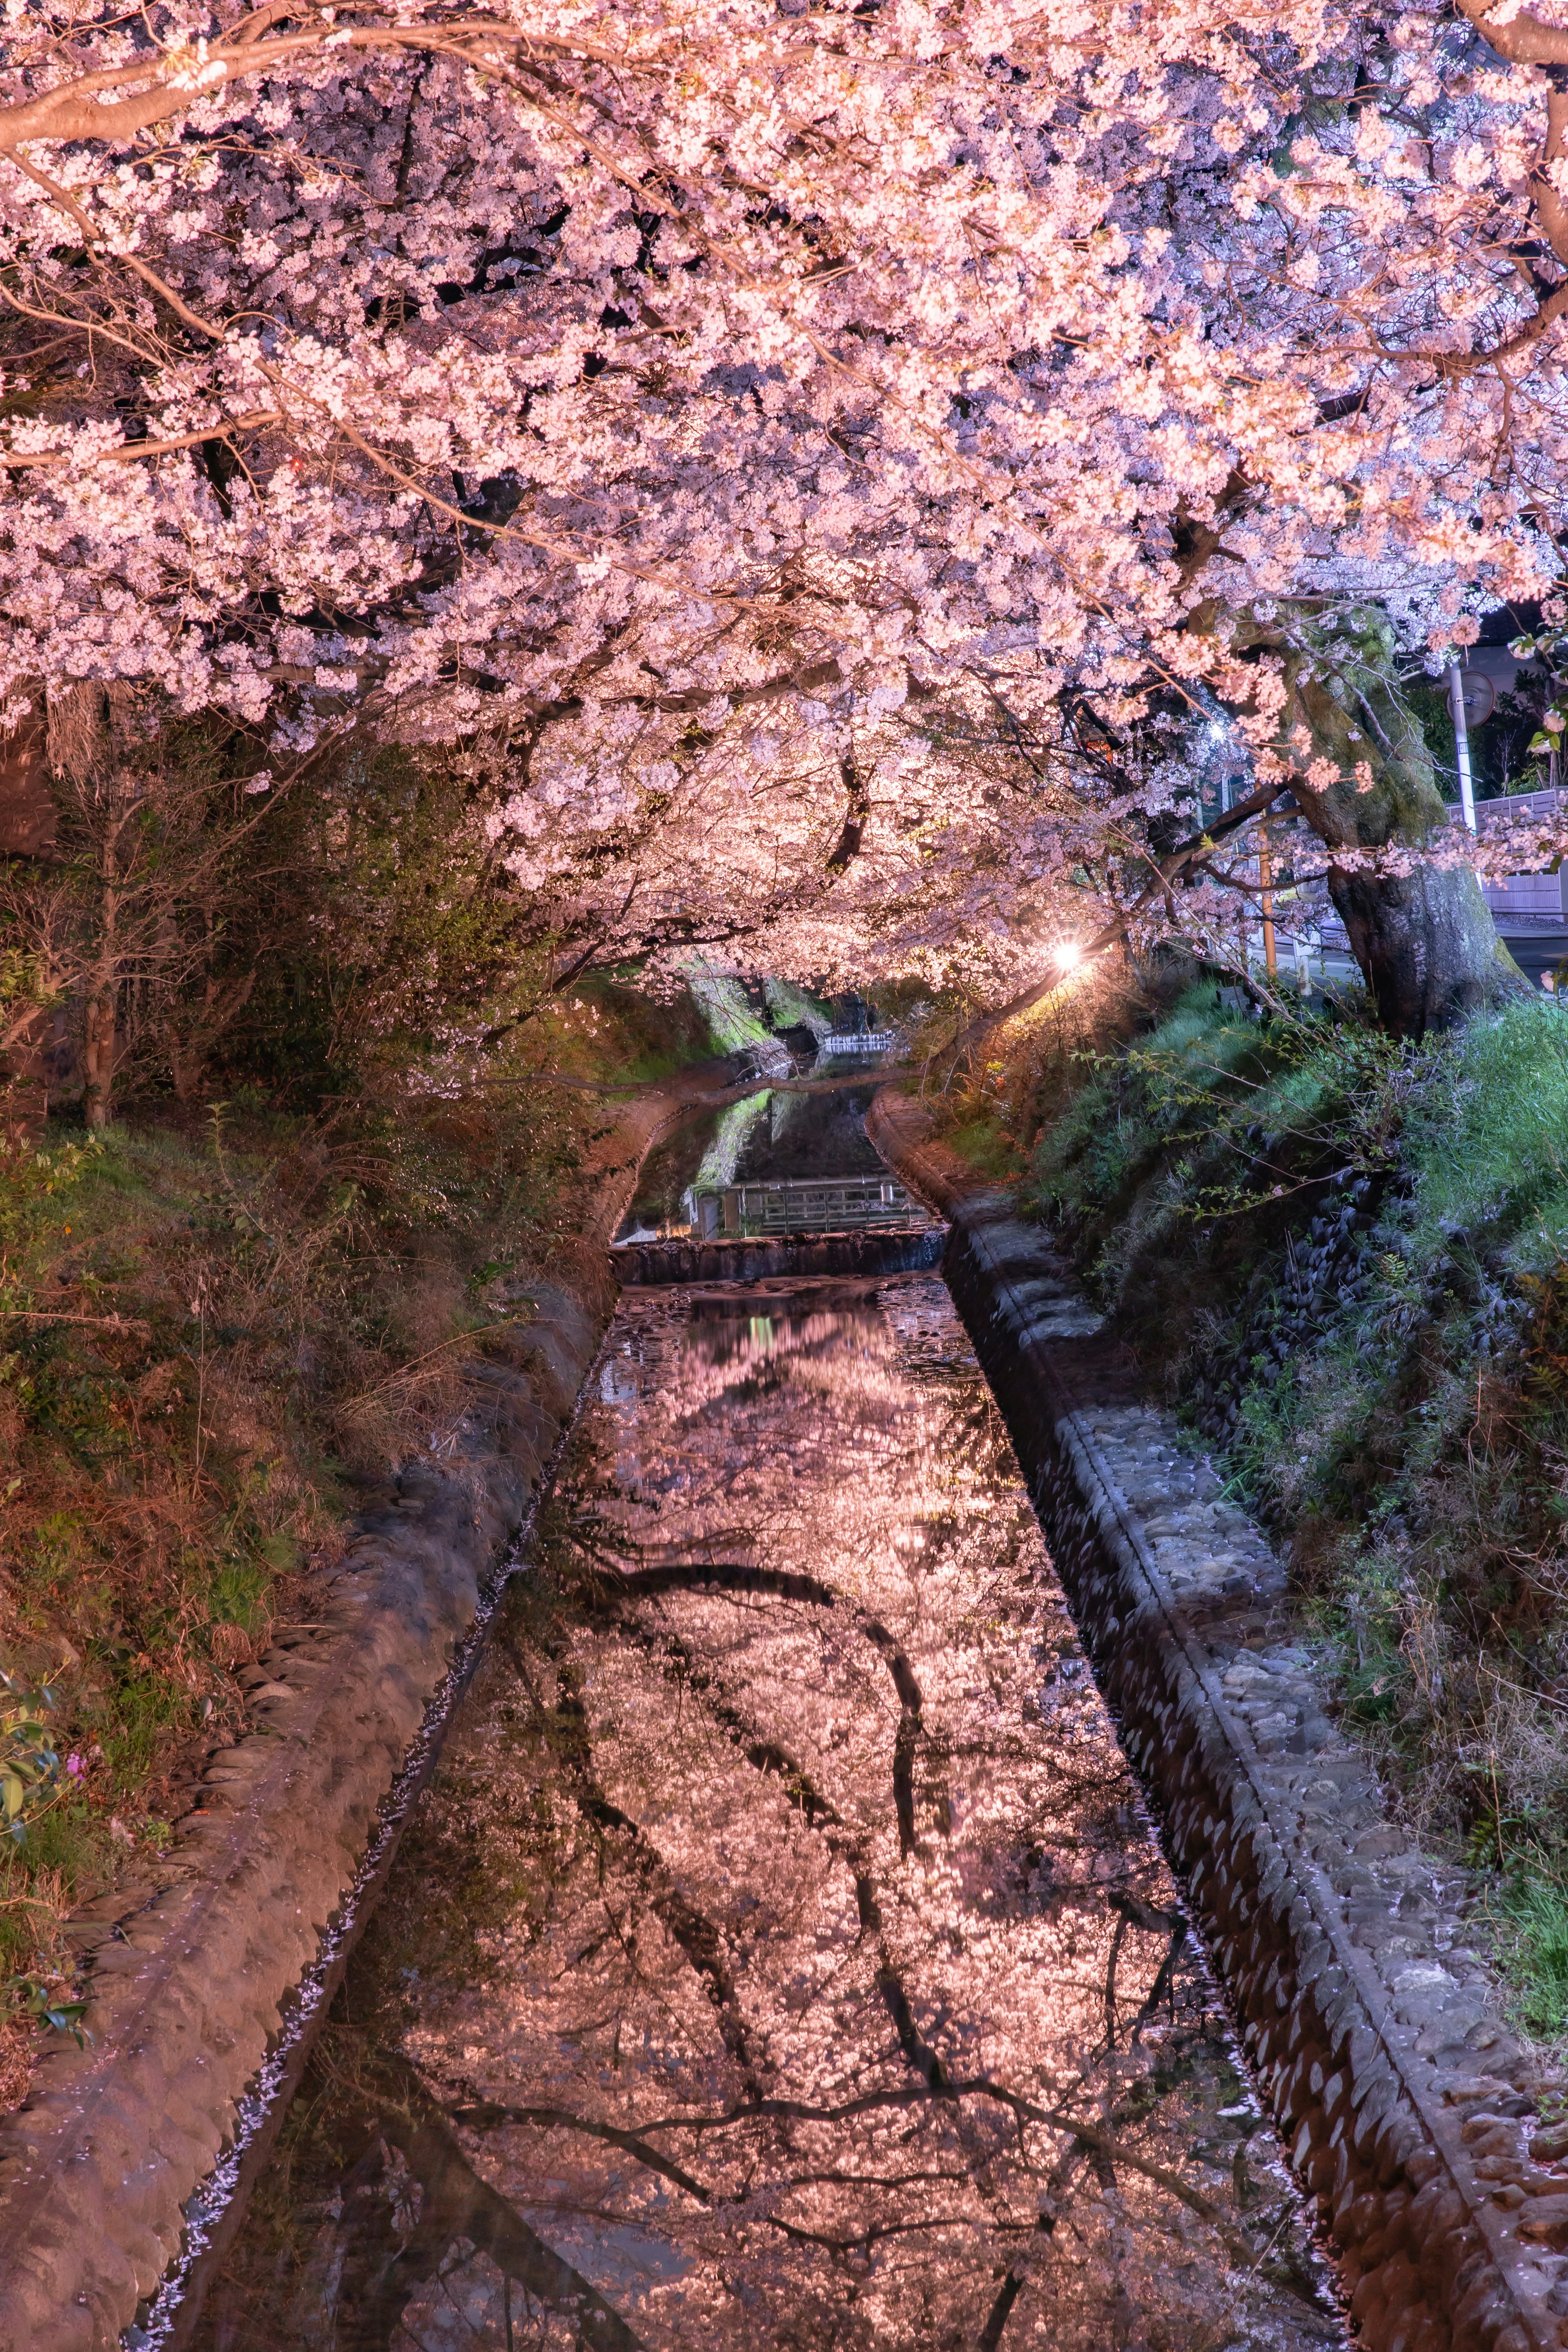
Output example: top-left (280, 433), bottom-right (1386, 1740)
top-left (0, 1072), bottom-right (731, 2352)
top-left (868, 1087), bottom-right (1568, 2352)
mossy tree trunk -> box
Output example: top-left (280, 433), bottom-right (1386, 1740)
top-left (1273, 614), bottom-right (1531, 1037)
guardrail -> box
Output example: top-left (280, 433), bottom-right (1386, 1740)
top-left (686, 1174), bottom-right (923, 1237)
top-left (1463, 785), bottom-right (1564, 829)
top-left (1301, 796), bottom-right (1568, 952)
top-left (818, 1030), bottom-right (898, 1057)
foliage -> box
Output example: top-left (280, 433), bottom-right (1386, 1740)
top-left (2, 718), bottom-right (684, 1126)
top-left (0, 1672), bottom-right (60, 1844)
top-left (0, 1135), bottom-right (99, 1266)
top-left (1020, 986), bottom-right (1568, 2028)
top-left (937, 1111), bottom-right (1031, 1183)
top-left (0, 975), bottom-right (707, 2093)
top-left (917, 946), bottom-right (1142, 1175)
top-left (762, 977), bottom-right (833, 1039)
top-left (1031, 982), bottom-right (1435, 1299)
top-left (681, 960), bottom-right (779, 1059)
top-left (3, 1975), bottom-right (88, 2047)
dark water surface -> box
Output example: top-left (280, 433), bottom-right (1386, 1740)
top-left (617, 1083), bottom-right (885, 1239)
top-left (193, 1273), bottom-right (1342, 2352)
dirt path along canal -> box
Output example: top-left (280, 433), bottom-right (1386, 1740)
top-left (190, 1268), bottom-right (1343, 2352)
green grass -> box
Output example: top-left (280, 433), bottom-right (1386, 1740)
top-left (1016, 983), bottom-right (1568, 2035)
top-left (1499, 1877), bottom-right (1568, 2035)
top-left (941, 1112), bottom-right (1029, 1181)
top-left (681, 959), bottom-right (778, 1056)
top-left (763, 977), bottom-right (833, 1037)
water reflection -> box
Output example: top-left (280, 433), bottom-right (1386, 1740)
top-left (194, 1276), bottom-right (1341, 2352)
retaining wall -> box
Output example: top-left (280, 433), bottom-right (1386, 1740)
top-left (0, 1072), bottom-right (728, 2352)
top-left (868, 1087), bottom-right (1568, 2352)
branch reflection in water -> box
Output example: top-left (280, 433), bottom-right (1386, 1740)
top-left (194, 1273), bottom-right (1344, 2352)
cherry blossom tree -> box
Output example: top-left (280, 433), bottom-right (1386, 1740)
top-left (4, 0), bottom-right (1568, 1028)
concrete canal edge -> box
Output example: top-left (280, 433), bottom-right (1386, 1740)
top-left (0, 1071), bottom-right (730, 2352)
top-left (868, 1086), bottom-right (1568, 2352)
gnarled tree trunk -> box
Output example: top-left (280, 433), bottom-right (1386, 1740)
top-left (1327, 862), bottom-right (1523, 1037)
top-left (1280, 613), bottom-right (1534, 1037)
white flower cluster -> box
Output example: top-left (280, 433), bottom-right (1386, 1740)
top-left (0, 0), bottom-right (1564, 983)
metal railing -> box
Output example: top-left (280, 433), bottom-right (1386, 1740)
top-left (1460, 786), bottom-right (1564, 830)
top-left (817, 1030), bottom-right (899, 1057)
top-left (686, 1175), bottom-right (923, 1237)
top-left (1301, 794), bottom-right (1568, 949)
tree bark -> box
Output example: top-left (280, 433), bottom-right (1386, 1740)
top-left (80, 770), bottom-right (135, 1130)
top-left (0, 704), bottom-right (59, 1134)
top-left (0, 707), bottom-right (55, 857)
top-left (1272, 613), bottom-right (1534, 1037)
top-left (81, 896), bottom-right (118, 1130)
top-left (1326, 861), bottom-right (1523, 1037)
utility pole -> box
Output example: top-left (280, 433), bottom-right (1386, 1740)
top-left (1258, 815), bottom-right (1277, 977)
top-left (1448, 662), bottom-right (1478, 834)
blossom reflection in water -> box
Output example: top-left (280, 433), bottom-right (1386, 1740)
top-left (196, 1274), bottom-right (1342, 2352)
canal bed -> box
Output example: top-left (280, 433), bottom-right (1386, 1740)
top-left (189, 1267), bottom-right (1342, 2352)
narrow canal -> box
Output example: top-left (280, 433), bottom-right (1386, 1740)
top-left (191, 1139), bottom-right (1344, 2350)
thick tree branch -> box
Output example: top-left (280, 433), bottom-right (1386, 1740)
top-left (824, 759), bottom-right (871, 873)
top-left (4, 413), bottom-right (283, 470)
top-left (0, 17), bottom-right (533, 154)
top-left (1455, 0), bottom-right (1568, 69)
top-left (949, 778), bottom-right (1292, 1055)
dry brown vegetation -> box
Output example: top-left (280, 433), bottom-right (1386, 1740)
top-left (0, 693), bottom-right (721, 2098)
top-left (908, 944), bottom-right (1149, 1180)
top-left (0, 980), bottom-right (708, 2104)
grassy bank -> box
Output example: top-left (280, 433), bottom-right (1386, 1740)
top-left (0, 979), bottom-right (712, 2103)
top-left (984, 983), bottom-right (1568, 2031)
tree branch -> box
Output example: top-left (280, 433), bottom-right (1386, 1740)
top-left (0, 18), bottom-right (530, 154)
top-left (4, 413), bottom-right (283, 470)
top-left (947, 778), bottom-right (1293, 1054)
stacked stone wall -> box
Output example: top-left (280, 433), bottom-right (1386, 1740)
top-left (869, 1088), bottom-right (1568, 2352)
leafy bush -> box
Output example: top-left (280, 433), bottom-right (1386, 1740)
top-left (0, 1672), bottom-right (60, 1844)
top-left (0, 1136), bottom-right (99, 1277)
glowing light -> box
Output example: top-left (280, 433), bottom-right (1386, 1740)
top-left (1056, 940), bottom-right (1084, 970)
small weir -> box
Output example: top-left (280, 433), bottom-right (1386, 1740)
top-left (185, 1103), bottom-right (1343, 2352)
top-left (610, 1086), bottom-right (940, 1283)
top-left (612, 1226), bottom-right (944, 1286)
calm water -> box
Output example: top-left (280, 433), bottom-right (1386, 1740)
top-left (192, 1272), bottom-right (1341, 2352)
top-left (616, 1083), bottom-right (886, 1238)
